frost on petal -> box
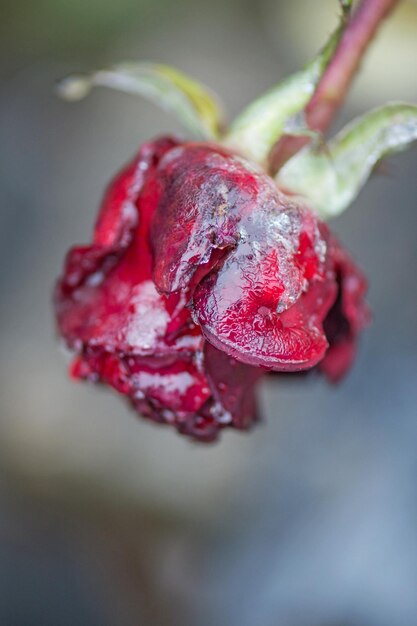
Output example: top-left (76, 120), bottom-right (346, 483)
top-left (70, 344), bottom-right (263, 442)
top-left (150, 144), bottom-right (265, 294)
top-left (193, 198), bottom-right (336, 371)
top-left (71, 349), bottom-right (213, 431)
top-left (55, 137), bottom-right (186, 356)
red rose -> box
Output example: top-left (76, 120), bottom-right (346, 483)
top-left (55, 137), bottom-right (369, 440)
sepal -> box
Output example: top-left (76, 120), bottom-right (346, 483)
top-left (56, 62), bottom-right (224, 140)
top-left (276, 102), bottom-right (417, 218)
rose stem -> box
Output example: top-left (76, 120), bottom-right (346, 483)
top-left (270, 0), bottom-right (401, 173)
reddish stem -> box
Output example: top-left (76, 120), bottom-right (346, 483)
top-left (307, 0), bottom-right (400, 131)
top-left (270, 0), bottom-right (401, 172)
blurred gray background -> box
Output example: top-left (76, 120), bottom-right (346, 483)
top-left (0, 0), bottom-right (417, 624)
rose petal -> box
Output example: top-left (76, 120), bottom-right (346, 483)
top-left (193, 205), bottom-right (336, 370)
top-left (320, 236), bottom-right (370, 382)
top-left (94, 137), bottom-right (179, 247)
top-left (150, 143), bottom-right (264, 294)
top-left (55, 137), bottom-right (195, 356)
top-left (204, 342), bottom-right (264, 429)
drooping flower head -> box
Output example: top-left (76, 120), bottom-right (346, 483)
top-left (55, 1), bottom-right (416, 440)
top-left (55, 138), bottom-right (368, 440)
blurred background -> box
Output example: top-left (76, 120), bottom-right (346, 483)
top-left (1, 0), bottom-right (417, 624)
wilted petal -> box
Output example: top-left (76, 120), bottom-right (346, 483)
top-left (320, 236), bottom-right (370, 382)
top-left (193, 197), bottom-right (336, 370)
top-left (150, 144), bottom-right (265, 293)
top-left (204, 342), bottom-right (264, 430)
top-left (55, 137), bottom-right (192, 356)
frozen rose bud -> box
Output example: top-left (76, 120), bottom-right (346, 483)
top-left (55, 136), bottom-right (369, 442)
top-left (55, 137), bottom-right (263, 441)
top-left (55, 1), bottom-right (417, 442)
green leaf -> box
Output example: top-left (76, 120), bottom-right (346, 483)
top-left (56, 62), bottom-right (225, 140)
top-left (222, 4), bottom-right (350, 165)
top-left (276, 102), bottom-right (417, 219)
